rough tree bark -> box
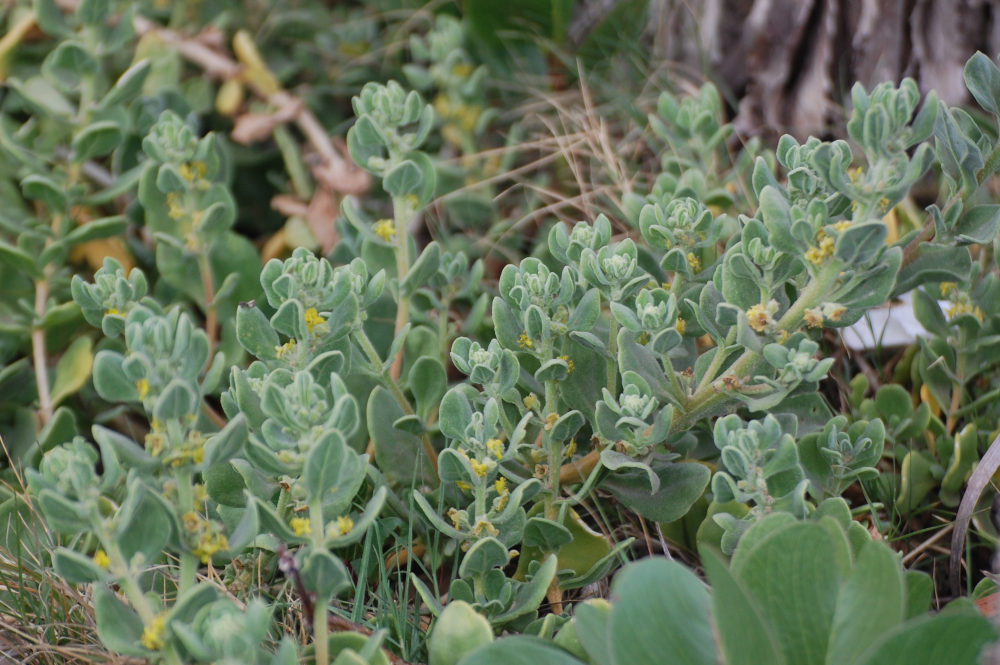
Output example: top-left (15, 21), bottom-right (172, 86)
top-left (639, 0), bottom-right (1000, 139)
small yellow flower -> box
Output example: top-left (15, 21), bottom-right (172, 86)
top-left (558, 354), bottom-right (575, 373)
top-left (374, 219), bottom-right (396, 241)
top-left (686, 252), bottom-right (702, 273)
top-left (543, 412), bottom-right (559, 431)
top-left (832, 220), bottom-right (852, 232)
top-left (193, 483), bottom-right (209, 504)
top-left (178, 161), bottom-right (207, 182)
top-left (104, 307), bottom-right (123, 316)
top-left (335, 515), bottom-right (354, 535)
top-left (947, 302), bottom-right (985, 321)
top-left (518, 332), bottom-right (534, 349)
top-left (290, 517), bottom-right (311, 537)
top-left (93, 550), bottom-right (110, 569)
top-left (564, 439), bottom-right (577, 458)
top-left (471, 519), bottom-right (499, 538)
top-left (470, 458), bottom-right (489, 478)
top-left (940, 282), bottom-right (957, 296)
top-left (304, 307), bottom-right (326, 333)
top-left (486, 438), bottom-right (505, 459)
top-left (136, 378), bottom-right (151, 400)
top-left (275, 340), bottom-right (296, 358)
top-left (848, 166), bottom-right (864, 183)
top-left (804, 307), bottom-right (823, 328)
top-left (675, 317), bottom-right (686, 335)
top-left (184, 510), bottom-right (207, 532)
top-left (456, 481), bottom-right (471, 491)
top-left (821, 302), bottom-right (847, 322)
top-left (193, 531), bottom-right (228, 564)
top-left (166, 192), bottom-right (184, 220)
top-left (805, 233), bottom-right (835, 265)
top-left (746, 300), bottom-right (778, 332)
top-left (523, 393), bottom-right (539, 410)
top-left (141, 613), bottom-right (168, 651)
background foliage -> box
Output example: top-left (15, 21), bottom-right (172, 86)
top-left (2, 1), bottom-right (1000, 664)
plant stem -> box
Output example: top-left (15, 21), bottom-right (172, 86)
top-left (543, 379), bottom-right (560, 521)
top-left (197, 252), bottom-right (218, 359)
top-left (355, 327), bottom-right (439, 472)
top-left (309, 501), bottom-right (330, 665)
top-left (97, 516), bottom-right (184, 665)
top-left (389, 196), bottom-right (412, 382)
top-left (606, 314), bottom-right (619, 395)
top-left (174, 469), bottom-right (197, 594)
top-left (438, 295), bottom-right (452, 366)
top-left (695, 329), bottom-right (735, 395)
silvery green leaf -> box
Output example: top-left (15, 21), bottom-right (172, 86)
top-left (600, 449), bottom-right (659, 493)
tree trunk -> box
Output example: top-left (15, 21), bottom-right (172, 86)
top-left (643, 0), bottom-right (1000, 139)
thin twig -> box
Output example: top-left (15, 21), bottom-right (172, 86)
top-left (32, 279), bottom-right (53, 428)
top-left (126, 14), bottom-right (369, 195)
top-left (901, 522), bottom-right (954, 566)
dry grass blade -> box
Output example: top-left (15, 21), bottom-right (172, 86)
top-left (951, 428), bottom-right (1000, 595)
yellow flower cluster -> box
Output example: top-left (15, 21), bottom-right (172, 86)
top-left (178, 161), bottom-right (207, 183)
top-left (136, 378), bottom-right (151, 400)
top-left (290, 516), bottom-right (311, 536)
top-left (471, 519), bottom-right (499, 538)
top-left (374, 218), bottom-right (396, 241)
top-left (470, 458), bottom-right (489, 478)
top-left (93, 549), bottom-right (110, 569)
top-left (558, 354), bottom-right (575, 373)
top-left (434, 94), bottom-right (482, 134)
top-left (141, 612), bottom-right (168, 651)
top-left (329, 515), bottom-right (354, 538)
top-left (804, 307), bottom-right (823, 328)
top-left (166, 192), bottom-right (185, 221)
top-left (805, 230), bottom-right (835, 265)
top-left (275, 340), bottom-right (296, 358)
top-left (746, 299), bottom-right (779, 332)
top-left (304, 307), bottom-right (326, 333)
top-left (686, 252), bottom-right (702, 273)
top-left (486, 438), bottom-right (505, 459)
top-left (947, 302), bottom-right (985, 322)
top-left (517, 332), bottom-right (534, 349)
top-left (543, 412), bottom-right (559, 431)
top-left (183, 511), bottom-right (229, 564)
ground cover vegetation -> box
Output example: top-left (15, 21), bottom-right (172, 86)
top-left (2, 1), bottom-right (1000, 663)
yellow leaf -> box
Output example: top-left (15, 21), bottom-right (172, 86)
top-left (50, 336), bottom-right (94, 407)
top-left (69, 236), bottom-right (134, 272)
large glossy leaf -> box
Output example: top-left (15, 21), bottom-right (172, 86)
top-left (703, 548), bottom-right (785, 665)
top-left (731, 521), bottom-right (841, 665)
top-left (854, 613), bottom-right (996, 665)
top-left (601, 460), bottom-right (710, 523)
top-left (606, 558), bottom-right (716, 665)
top-left (827, 539), bottom-right (904, 665)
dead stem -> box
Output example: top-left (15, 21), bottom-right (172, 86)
top-left (32, 279), bottom-right (53, 428)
